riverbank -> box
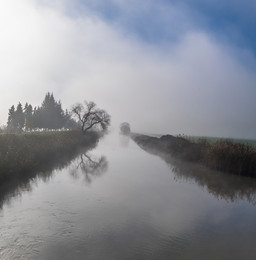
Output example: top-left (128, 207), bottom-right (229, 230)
top-left (0, 131), bottom-right (99, 182)
top-left (131, 133), bottom-right (256, 177)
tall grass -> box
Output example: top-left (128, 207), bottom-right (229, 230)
top-left (131, 133), bottom-right (256, 177)
top-left (205, 141), bottom-right (256, 177)
top-left (0, 131), bottom-right (99, 182)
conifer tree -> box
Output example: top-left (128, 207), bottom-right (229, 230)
top-left (32, 106), bottom-right (42, 129)
top-left (63, 109), bottom-right (79, 129)
top-left (6, 92), bottom-right (80, 132)
top-left (7, 105), bottom-right (17, 132)
top-left (24, 103), bottom-right (33, 131)
top-left (16, 102), bottom-right (25, 132)
top-left (40, 92), bottom-right (65, 129)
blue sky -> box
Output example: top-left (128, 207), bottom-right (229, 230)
top-left (0, 0), bottom-right (256, 138)
top-left (69, 0), bottom-right (256, 56)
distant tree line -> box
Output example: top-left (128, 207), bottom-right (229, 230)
top-left (7, 93), bottom-right (78, 132)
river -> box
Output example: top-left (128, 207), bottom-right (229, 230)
top-left (1, 132), bottom-right (256, 259)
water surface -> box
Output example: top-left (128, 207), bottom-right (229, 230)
top-left (1, 132), bottom-right (256, 259)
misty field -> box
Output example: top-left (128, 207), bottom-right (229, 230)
top-left (0, 131), bottom-right (99, 182)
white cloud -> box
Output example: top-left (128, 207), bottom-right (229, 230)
top-left (0, 0), bottom-right (75, 108)
top-left (0, 0), bottom-right (255, 138)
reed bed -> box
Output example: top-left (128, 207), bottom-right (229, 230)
top-left (0, 131), bottom-right (99, 182)
top-left (132, 133), bottom-right (256, 177)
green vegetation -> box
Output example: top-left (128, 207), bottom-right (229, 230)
top-left (7, 92), bottom-right (78, 132)
top-left (205, 141), bottom-right (256, 176)
top-left (0, 131), bottom-right (99, 182)
top-left (131, 133), bottom-right (256, 177)
top-left (1, 92), bottom-right (111, 184)
top-left (5, 92), bottom-right (111, 135)
top-left (185, 135), bottom-right (256, 147)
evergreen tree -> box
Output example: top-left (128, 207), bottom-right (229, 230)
top-left (32, 106), bottom-right (42, 129)
top-left (6, 92), bottom-right (74, 132)
top-left (16, 102), bottom-right (25, 132)
top-left (63, 109), bottom-right (79, 129)
top-left (7, 105), bottom-right (17, 132)
top-left (40, 92), bottom-right (65, 129)
top-left (24, 103), bottom-right (33, 131)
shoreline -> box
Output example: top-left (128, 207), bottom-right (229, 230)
top-left (131, 133), bottom-right (256, 178)
top-left (0, 131), bottom-right (99, 183)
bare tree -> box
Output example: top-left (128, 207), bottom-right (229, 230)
top-left (71, 101), bottom-right (110, 133)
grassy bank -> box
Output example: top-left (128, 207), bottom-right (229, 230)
top-left (131, 133), bottom-right (256, 177)
top-left (185, 135), bottom-right (256, 146)
top-left (0, 131), bottom-right (99, 182)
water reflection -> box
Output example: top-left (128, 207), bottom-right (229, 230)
top-left (70, 153), bottom-right (108, 184)
top-left (171, 159), bottom-right (256, 205)
top-left (2, 132), bottom-right (256, 260)
top-left (119, 134), bottom-right (130, 147)
top-left (136, 142), bottom-right (256, 205)
top-left (0, 162), bottom-right (67, 210)
top-left (0, 141), bottom-right (106, 209)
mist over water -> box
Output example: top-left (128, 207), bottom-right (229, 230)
top-left (1, 132), bottom-right (256, 259)
top-left (1, 0), bottom-right (256, 258)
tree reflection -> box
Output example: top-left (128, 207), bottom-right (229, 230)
top-left (169, 157), bottom-right (256, 205)
top-left (0, 155), bottom-right (79, 210)
top-left (0, 140), bottom-right (100, 209)
top-left (70, 153), bottom-right (108, 184)
top-left (135, 140), bottom-right (256, 205)
top-left (119, 135), bottom-right (130, 147)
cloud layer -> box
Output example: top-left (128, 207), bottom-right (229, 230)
top-left (0, 0), bottom-right (256, 138)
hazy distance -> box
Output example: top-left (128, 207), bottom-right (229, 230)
top-left (1, 0), bottom-right (256, 139)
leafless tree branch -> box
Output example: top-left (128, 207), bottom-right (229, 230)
top-left (71, 101), bottom-right (110, 133)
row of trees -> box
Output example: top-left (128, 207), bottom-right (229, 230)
top-left (6, 93), bottom-right (111, 134)
top-left (7, 93), bottom-right (78, 132)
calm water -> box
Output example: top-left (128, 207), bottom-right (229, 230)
top-left (1, 132), bottom-right (256, 260)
